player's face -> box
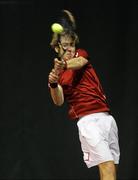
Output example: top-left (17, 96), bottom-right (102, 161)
top-left (58, 35), bottom-right (76, 60)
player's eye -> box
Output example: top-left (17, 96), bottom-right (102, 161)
top-left (62, 44), bottom-right (68, 47)
top-left (71, 43), bottom-right (75, 47)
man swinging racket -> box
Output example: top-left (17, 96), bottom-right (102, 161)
top-left (48, 9), bottom-right (120, 180)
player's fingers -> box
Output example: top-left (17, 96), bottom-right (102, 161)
top-left (51, 68), bottom-right (59, 75)
top-left (54, 58), bottom-right (60, 64)
top-left (50, 71), bottom-right (58, 78)
top-left (54, 58), bottom-right (63, 66)
top-left (54, 61), bottom-right (64, 70)
top-left (48, 74), bottom-right (58, 83)
top-left (49, 70), bottom-right (59, 79)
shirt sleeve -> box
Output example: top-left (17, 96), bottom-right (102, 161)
top-left (75, 48), bottom-right (89, 59)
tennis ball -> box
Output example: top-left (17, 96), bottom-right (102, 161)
top-left (51, 23), bottom-right (64, 34)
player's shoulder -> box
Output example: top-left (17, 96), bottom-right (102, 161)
top-left (75, 48), bottom-right (89, 59)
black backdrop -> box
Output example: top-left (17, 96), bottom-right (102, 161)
top-left (1, 0), bottom-right (138, 179)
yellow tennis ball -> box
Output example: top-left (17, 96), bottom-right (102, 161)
top-left (51, 23), bottom-right (64, 34)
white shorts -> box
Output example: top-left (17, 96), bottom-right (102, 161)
top-left (77, 112), bottom-right (120, 168)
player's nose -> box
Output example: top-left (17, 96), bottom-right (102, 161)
top-left (66, 47), bottom-right (72, 52)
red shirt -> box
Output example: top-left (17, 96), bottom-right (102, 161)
top-left (59, 49), bottom-right (110, 120)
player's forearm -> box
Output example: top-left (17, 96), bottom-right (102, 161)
top-left (66, 56), bottom-right (88, 70)
top-left (49, 84), bottom-right (64, 106)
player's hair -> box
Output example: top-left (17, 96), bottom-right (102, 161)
top-left (50, 9), bottom-right (79, 49)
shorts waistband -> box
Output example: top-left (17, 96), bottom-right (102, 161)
top-left (79, 112), bottom-right (110, 121)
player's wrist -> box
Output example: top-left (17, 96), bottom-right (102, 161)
top-left (48, 82), bottom-right (58, 88)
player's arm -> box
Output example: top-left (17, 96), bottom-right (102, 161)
top-left (65, 56), bottom-right (88, 70)
top-left (54, 56), bottom-right (88, 71)
top-left (48, 69), bottom-right (64, 106)
top-left (54, 49), bottom-right (89, 71)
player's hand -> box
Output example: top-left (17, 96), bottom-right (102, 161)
top-left (54, 58), bottom-right (66, 72)
top-left (48, 69), bottom-right (59, 84)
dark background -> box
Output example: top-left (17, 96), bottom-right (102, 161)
top-left (1, 0), bottom-right (138, 179)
